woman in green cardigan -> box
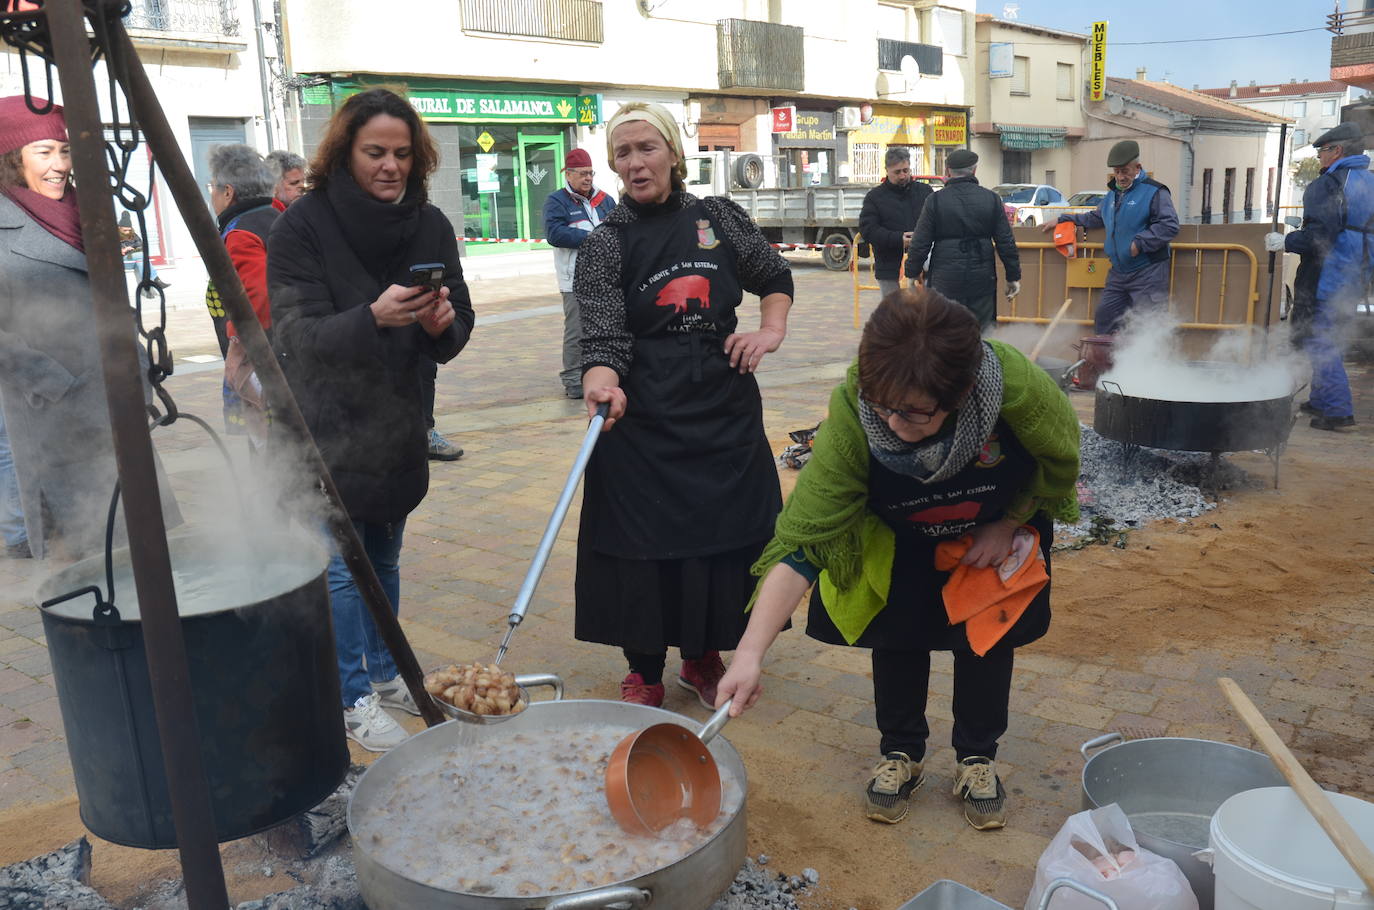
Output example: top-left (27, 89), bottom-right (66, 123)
top-left (716, 288), bottom-right (1080, 831)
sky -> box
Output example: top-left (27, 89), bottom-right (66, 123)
top-left (975, 0), bottom-right (1335, 91)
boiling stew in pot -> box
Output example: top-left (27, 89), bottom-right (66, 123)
top-left (352, 723), bottom-right (742, 897)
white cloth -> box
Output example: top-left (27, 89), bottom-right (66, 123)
top-left (1264, 231), bottom-right (1286, 253)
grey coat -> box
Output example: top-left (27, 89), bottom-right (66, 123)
top-left (0, 194), bottom-right (137, 560)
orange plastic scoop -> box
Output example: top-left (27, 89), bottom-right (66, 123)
top-left (605, 701), bottom-right (732, 836)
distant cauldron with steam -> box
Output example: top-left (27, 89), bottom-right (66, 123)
top-left (1093, 360), bottom-right (1299, 487)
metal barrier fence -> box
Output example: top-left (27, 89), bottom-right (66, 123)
top-left (848, 231), bottom-right (909, 328)
top-left (1003, 241), bottom-right (1265, 330)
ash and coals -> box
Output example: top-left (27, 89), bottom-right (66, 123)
top-left (1057, 425), bottom-right (1259, 540)
top-left (709, 857), bottom-right (819, 910)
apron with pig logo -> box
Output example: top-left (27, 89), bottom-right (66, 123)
top-left (806, 419), bottom-right (1053, 651)
top-left (579, 199), bottom-right (781, 559)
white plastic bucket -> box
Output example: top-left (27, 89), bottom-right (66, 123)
top-left (1209, 787), bottom-right (1374, 910)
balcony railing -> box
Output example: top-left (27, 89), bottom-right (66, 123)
top-left (126, 0), bottom-right (239, 36)
top-left (717, 18), bottom-right (803, 92)
top-left (460, 0), bottom-right (603, 43)
top-left (877, 38), bottom-right (943, 77)
top-left (1327, 5), bottom-right (1374, 33)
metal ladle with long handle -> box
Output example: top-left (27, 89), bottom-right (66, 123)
top-left (494, 401), bottom-right (610, 665)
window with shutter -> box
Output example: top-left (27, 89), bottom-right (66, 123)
top-left (1056, 63), bottom-right (1073, 100)
top-left (1011, 56), bottom-right (1029, 95)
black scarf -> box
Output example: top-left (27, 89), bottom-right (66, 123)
top-left (322, 169), bottom-right (420, 284)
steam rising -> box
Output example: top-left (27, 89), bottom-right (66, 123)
top-left (1098, 311), bottom-right (1303, 403)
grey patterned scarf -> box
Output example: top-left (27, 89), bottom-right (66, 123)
top-left (859, 342), bottom-right (1003, 483)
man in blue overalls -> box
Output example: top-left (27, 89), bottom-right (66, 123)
top-left (1266, 122), bottom-right (1371, 431)
top-left (1045, 139), bottom-right (1180, 333)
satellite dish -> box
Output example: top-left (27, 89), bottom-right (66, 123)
top-left (900, 55), bottom-right (921, 81)
top-left (1107, 95), bottom-right (1125, 115)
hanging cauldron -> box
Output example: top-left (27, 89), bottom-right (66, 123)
top-left (36, 531), bottom-right (348, 848)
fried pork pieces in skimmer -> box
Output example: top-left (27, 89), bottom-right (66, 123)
top-left (423, 662), bottom-right (525, 716)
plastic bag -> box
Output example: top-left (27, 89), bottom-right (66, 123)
top-left (1025, 804), bottom-right (1199, 910)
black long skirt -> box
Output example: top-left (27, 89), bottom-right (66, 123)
top-left (574, 539), bottom-right (767, 658)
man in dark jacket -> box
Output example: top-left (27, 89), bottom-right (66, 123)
top-left (1044, 139), bottom-right (1179, 333)
top-left (1265, 122), bottom-right (1372, 430)
top-left (904, 149), bottom-right (1020, 327)
top-left (544, 148), bottom-right (614, 399)
top-left (859, 147), bottom-right (933, 297)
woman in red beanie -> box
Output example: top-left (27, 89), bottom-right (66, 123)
top-left (0, 96), bottom-right (160, 560)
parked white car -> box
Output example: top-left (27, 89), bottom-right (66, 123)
top-left (992, 183), bottom-right (1067, 226)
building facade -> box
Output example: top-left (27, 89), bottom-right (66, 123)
top-left (280, 0), bottom-right (979, 253)
top-left (970, 16), bottom-right (1087, 193)
top-left (1080, 78), bottom-right (1291, 225)
top-left (1195, 80), bottom-right (1356, 157)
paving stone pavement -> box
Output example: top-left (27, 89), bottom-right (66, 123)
top-left (0, 255), bottom-right (1371, 908)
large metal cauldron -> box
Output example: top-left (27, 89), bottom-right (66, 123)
top-left (349, 699), bottom-right (748, 910)
top-left (1093, 366), bottom-right (1296, 454)
top-left (37, 532), bottom-right (348, 848)
top-left (1079, 733), bottom-right (1286, 909)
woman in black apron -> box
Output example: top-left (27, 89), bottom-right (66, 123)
top-left (716, 289), bottom-right (1081, 831)
top-left (573, 102), bottom-right (794, 710)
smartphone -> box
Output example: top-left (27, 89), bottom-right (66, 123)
top-left (408, 262), bottom-right (446, 293)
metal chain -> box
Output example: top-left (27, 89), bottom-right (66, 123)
top-left (2, 0), bottom-right (179, 424)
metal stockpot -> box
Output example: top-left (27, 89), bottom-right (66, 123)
top-left (37, 532), bottom-right (346, 848)
top-left (349, 698), bottom-right (747, 910)
top-left (1079, 733), bottom-right (1286, 909)
top-left (1093, 370), bottom-right (1296, 454)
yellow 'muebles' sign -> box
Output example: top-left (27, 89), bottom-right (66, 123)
top-left (1090, 21), bottom-right (1108, 102)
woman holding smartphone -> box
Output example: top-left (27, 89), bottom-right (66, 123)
top-left (268, 88), bottom-right (474, 752)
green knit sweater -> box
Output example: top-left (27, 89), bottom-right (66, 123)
top-left (751, 339), bottom-right (1081, 644)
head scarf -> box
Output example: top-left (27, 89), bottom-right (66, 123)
top-left (605, 102), bottom-right (688, 183)
top-left (0, 96), bottom-right (81, 252)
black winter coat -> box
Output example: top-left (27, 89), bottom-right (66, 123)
top-left (268, 185), bottom-right (474, 523)
top-left (858, 179), bottom-right (934, 280)
top-left (905, 176), bottom-right (1021, 301)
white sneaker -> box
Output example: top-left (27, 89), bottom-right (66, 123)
top-left (372, 675), bottom-right (422, 716)
top-left (343, 692), bottom-right (408, 752)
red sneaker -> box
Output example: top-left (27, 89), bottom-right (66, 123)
top-left (620, 672), bottom-right (665, 707)
top-left (678, 651), bottom-right (726, 709)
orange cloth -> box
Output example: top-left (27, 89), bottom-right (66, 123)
top-left (1053, 221), bottom-right (1077, 259)
top-left (933, 527), bottom-right (1049, 656)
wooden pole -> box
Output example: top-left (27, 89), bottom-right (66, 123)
top-left (1218, 677), bottom-right (1374, 894)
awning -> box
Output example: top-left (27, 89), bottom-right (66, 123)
top-left (996, 124), bottom-right (1067, 150)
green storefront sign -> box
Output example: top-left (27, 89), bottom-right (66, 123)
top-left (314, 83), bottom-right (603, 126)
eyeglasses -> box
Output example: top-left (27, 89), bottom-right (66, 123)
top-left (567, 168), bottom-right (595, 177)
top-left (865, 398), bottom-right (942, 425)
top-left (1316, 145), bottom-right (1337, 155)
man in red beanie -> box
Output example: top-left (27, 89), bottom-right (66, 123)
top-left (543, 147), bottom-right (614, 399)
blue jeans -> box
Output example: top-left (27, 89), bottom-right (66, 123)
top-left (124, 251), bottom-right (160, 281)
top-left (0, 407), bottom-right (26, 547)
top-left (327, 519), bottom-right (404, 707)
top-left (1306, 298), bottom-right (1354, 418)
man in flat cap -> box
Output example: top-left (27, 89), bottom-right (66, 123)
top-left (859, 146), bottom-right (934, 298)
top-left (905, 148), bottom-right (1021, 326)
top-left (1264, 122), bottom-right (1372, 430)
top-left (1043, 139), bottom-right (1179, 333)
top-left (545, 147), bottom-right (615, 399)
